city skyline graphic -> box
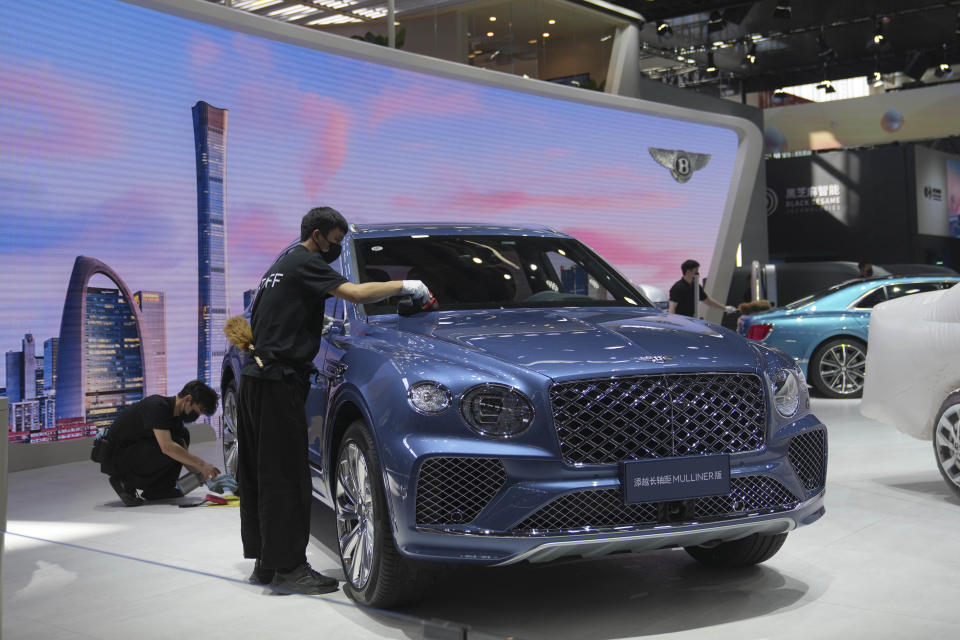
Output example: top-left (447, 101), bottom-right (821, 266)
top-left (1, 0), bottom-right (743, 440)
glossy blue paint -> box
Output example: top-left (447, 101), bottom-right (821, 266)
top-left (738, 276), bottom-right (960, 379)
top-left (223, 224), bottom-right (829, 565)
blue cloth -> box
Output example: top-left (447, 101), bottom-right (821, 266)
top-left (206, 472), bottom-right (239, 494)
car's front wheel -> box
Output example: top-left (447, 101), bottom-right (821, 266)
top-left (335, 420), bottom-right (434, 608)
top-left (933, 391), bottom-right (960, 499)
top-left (810, 337), bottom-right (867, 398)
top-left (684, 532), bottom-right (788, 567)
top-left (221, 381), bottom-right (239, 477)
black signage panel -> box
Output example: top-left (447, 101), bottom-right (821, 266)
top-left (622, 454), bottom-right (730, 503)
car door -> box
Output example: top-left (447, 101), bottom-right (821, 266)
top-left (305, 265), bottom-right (346, 500)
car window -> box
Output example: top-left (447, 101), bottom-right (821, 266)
top-left (884, 282), bottom-right (941, 301)
top-left (853, 286), bottom-right (887, 309)
top-left (354, 234), bottom-right (649, 315)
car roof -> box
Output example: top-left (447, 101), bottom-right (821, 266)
top-left (349, 222), bottom-right (567, 238)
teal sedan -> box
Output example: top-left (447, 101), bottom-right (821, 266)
top-left (738, 276), bottom-right (960, 398)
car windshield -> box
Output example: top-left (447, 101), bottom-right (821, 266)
top-left (354, 234), bottom-right (652, 315)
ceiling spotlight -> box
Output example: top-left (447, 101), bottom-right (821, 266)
top-left (873, 17), bottom-right (885, 45)
top-left (707, 11), bottom-right (726, 33)
top-left (489, 16), bottom-right (496, 22)
top-left (870, 70), bottom-right (883, 87)
top-left (705, 50), bottom-right (718, 75)
top-left (773, 0), bottom-right (791, 20)
top-left (657, 21), bottom-right (673, 38)
top-left (742, 41), bottom-right (758, 66)
top-left (486, 31), bottom-right (494, 37)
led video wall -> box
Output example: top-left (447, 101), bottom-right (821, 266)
top-left (0, 0), bottom-right (744, 441)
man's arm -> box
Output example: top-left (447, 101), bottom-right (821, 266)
top-left (704, 296), bottom-right (737, 313)
top-left (330, 281), bottom-right (403, 304)
top-left (331, 280), bottom-right (430, 305)
top-left (153, 429), bottom-right (219, 481)
top-left (668, 300), bottom-right (678, 314)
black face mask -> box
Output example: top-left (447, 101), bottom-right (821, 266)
top-left (320, 241), bottom-right (341, 264)
top-left (182, 411), bottom-right (200, 423)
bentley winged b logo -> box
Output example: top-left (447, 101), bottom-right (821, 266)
top-left (648, 148), bottom-right (712, 183)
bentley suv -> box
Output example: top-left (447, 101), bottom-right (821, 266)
top-left (221, 223), bottom-right (828, 607)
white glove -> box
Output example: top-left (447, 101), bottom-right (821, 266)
top-left (725, 305), bottom-right (737, 314)
top-left (401, 280), bottom-right (431, 303)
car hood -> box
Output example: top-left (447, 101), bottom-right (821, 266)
top-left (395, 308), bottom-right (760, 381)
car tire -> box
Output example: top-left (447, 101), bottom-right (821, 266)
top-left (933, 391), bottom-right (960, 499)
top-left (684, 532), bottom-right (788, 568)
top-left (336, 420), bottom-right (435, 608)
top-left (221, 380), bottom-right (239, 478)
top-left (809, 337), bottom-right (867, 398)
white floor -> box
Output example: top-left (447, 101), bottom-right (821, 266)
top-left (4, 398), bottom-right (960, 640)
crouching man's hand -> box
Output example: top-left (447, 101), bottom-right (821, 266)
top-left (199, 462), bottom-right (220, 482)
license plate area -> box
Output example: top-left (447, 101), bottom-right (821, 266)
top-left (621, 454), bottom-right (730, 504)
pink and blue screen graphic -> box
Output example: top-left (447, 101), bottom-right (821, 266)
top-left (1, 0), bottom-right (739, 395)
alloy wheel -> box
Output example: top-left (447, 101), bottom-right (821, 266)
top-left (336, 442), bottom-right (375, 590)
top-left (935, 402), bottom-right (960, 490)
top-left (817, 342), bottom-right (866, 396)
top-left (221, 387), bottom-right (239, 477)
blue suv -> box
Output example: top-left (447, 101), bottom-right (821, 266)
top-left (221, 224), bottom-right (827, 607)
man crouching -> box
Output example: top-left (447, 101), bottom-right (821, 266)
top-left (99, 380), bottom-right (221, 506)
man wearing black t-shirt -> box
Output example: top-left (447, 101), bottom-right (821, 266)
top-left (238, 206), bottom-right (432, 596)
top-left (103, 380), bottom-right (220, 506)
top-left (668, 259), bottom-right (737, 318)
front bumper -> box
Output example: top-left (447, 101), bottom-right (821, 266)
top-left (390, 414), bottom-right (827, 565)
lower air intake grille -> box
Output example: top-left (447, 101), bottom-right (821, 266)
top-left (511, 475), bottom-right (799, 535)
top-left (788, 429), bottom-right (828, 491)
top-left (415, 457), bottom-right (506, 526)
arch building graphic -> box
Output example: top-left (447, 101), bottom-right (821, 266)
top-left (55, 256), bottom-right (154, 428)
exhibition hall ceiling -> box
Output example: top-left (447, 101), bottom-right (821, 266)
top-left (580, 0), bottom-right (960, 93)
top-left (222, 0), bottom-right (960, 95)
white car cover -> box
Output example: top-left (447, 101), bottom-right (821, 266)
top-left (861, 282), bottom-right (960, 440)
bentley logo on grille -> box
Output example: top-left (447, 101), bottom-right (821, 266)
top-left (649, 148), bottom-right (711, 183)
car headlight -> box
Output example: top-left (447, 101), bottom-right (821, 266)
top-left (460, 383), bottom-right (534, 437)
top-left (773, 369), bottom-right (800, 417)
top-left (408, 381), bottom-right (452, 415)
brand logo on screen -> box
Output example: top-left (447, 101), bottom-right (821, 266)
top-left (766, 188), bottom-right (779, 215)
top-left (923, 185), bottom-right (943, 201)
top-left (648, 148), bottom-right (711, 183)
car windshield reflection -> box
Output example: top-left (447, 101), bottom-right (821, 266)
top-left (355, 235), bottom-right (653, 314)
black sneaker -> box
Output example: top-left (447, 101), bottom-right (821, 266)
top-left (109, 476), bottom-right (144, 507)
top-left (269, 563), bottom-right (339, 595)
top-left (248, 559), bottom-right (275, 585)
top-left (141, 486), bottom-right (185, 500)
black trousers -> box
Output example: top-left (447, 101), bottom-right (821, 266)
top-left (237, 374), bottom-right (312, 571)
top-left (114, 430), bottom-right (190, 495)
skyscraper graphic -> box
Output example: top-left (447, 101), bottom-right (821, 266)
top-left (5, 350), bottom-right (23, 404)
top-left (83, 287), bottom-right (145, 428)
top-left (56, 256), bottom-right (148, 432)
top-left (193, 101), bottom-right (229, 390)
top-left (134, 291), bottom-right (167, 396)
top-left (22, 334), bottom-right (37, 400)
top-left (43, 338), bottom-right (58, 395)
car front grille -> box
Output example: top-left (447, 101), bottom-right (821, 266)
top-left (788, 429), bottom-right (828, 491)
top-left (550, 373), bottom-right (767, 465)
top-left (511, 475), bottom-right (799, 535)
top-left (415, 457), bottom-right (506, 526)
